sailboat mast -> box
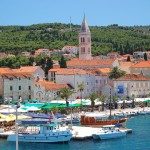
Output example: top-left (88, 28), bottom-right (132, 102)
top-left (110, 88), bottom-right (112, 118)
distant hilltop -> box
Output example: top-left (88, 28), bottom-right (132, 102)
top-left (0, 23), bottom-right (150, 55)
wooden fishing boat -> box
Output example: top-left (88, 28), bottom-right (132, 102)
top-left (80, 114), bottom-right (128, 126)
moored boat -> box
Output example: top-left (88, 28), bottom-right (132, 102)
top-left (80, 114), bottom-right (128, 126)
top-left (7, 123), bottom-right (72, 143)
top-left (7, 112), bottom-right (72, 143)
top-left (92, 125), bottom-right (126, 140)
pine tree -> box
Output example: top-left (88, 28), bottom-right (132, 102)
top-left (127, 56), bottom-right (131, 62)
top-left (59, 55), bottom-right (67, 68)
top-left (144, 53), bottom-right (148, 61)
top-left (45, 57), bottom-right (53, 75)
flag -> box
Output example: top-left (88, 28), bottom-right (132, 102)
top-left (49, 113), bottom-right (53, 122)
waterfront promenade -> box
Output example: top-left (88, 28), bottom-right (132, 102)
top-left (0, 106), bottom-right (149, 140)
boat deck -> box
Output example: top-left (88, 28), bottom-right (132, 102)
top-left (68, 126), bottom-right (132, 140)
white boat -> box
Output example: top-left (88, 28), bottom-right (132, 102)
top-left (7, 123), bottom-right (72, 143)
top-left (129, 112), bottom-right (137, 116)
top-left (115, 112), bottom-right (125, 118)
top-left (138, 110), bottom-right (148, 115)
top-left (7, 112), bottom-right (72, 143)
top-left (92, 125), bottom-right (126, 140)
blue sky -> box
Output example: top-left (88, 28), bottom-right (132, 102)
top-left (1, 0), bottom-right (150, 26)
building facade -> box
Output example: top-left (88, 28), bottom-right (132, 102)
top-left (114, 74), bottom-right (150, 98)
top-left (130, 61), bottom-right (150, 77)
top-left (14, 66), bottom-right (45, 81)
top-left (0, 73), bottom-right (35, 101)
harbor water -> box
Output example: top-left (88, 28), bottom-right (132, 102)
top-left (0, 115), bottom-right (150, 150)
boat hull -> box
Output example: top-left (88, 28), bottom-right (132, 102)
top-left (7, 133), bottom-right (72, 143)
top-left (93, 132), bottom-right (126, 140)
top-left (80, 115), bottom-right (127, 126)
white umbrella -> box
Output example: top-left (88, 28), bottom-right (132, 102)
top-left (17, 107), bottom-right (28, 113)
top-left (26, 106), bottom-right (40, 111)
top-left (0, 108), bottom-right (16, 113)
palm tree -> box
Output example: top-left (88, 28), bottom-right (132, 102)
top-left (78, 82), bottom-right (85, 111)
top-left (131, 94), bottom-right (135, 108)
top-left (112, 96), bottom-right (118, 109)
top-left (109, 67), bottom-right (126, 80)
top-left (98, 95), bottom-right (106, 111)
top-left (122, 96), bottom-right (126, 109)
top-left (59, 88), bottom-right (75, 107)
top-left (88, 93), bottom-right (99, 112)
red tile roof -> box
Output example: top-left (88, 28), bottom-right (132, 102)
top-left (14, 66), bottom-right (41, 73)
top-left (45, 84), bottom-right (70, 91)
top-left (35, 81), bottom-right (55, 86)
top-left (122, 54), bottom-right (132, 57)
top-left (56, 68), bottom-right (87, 75)
top-left (115, 74), bottom-right (150, 81)
top-left (67, 59), bottom-right (115, 67)
top-left (48, 68), bottom-right (66, 72)
top-left (1, 73), bottom-right (34, 79)
top-left (130, 61), bottom-right (150, 68)
top-left (35, 81), bottom-right (69, 91)
top-left (86, 68), bottom-right (111, 75)
top-left (0, 68), bottom-right (14, 74)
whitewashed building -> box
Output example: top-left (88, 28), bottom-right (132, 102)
top-left (14, 66), bottom-right (45, 81)
top-left (114, 74), bottom-right (150, 98)
top-left (34, 81), bottom-right (70, 102)
top-left (0, 73), bottom-right (35, 101)
top-left (48, 68), bottom-right (111, 98)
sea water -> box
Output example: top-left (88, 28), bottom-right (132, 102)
top-left (0, 115), bottom-right (150, 150)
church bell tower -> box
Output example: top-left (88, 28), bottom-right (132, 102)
top-left (79, 15), bottom-right (92, 60)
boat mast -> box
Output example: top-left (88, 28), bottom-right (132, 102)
top-left (110, 88), bottom-right (112, 118)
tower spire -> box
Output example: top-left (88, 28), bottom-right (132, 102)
top-left (80, 15), bottom-right (90, 33)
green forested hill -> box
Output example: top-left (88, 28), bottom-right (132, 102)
top-left (0, 23), bottom-right (150, 55)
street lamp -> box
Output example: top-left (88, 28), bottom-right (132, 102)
top-left (70, 98), bottom-right (73, 128)
top-left (15, 105), bottom-right (19, 150)
top-left (6, 100), bottom-right (20, 150)
top-left (80, 88), bottom-right (83, 111)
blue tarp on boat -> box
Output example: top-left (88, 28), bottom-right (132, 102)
top-left (21, 120), bottom-right (48, 125)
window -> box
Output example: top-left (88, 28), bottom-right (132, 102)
top-left (29, 86), bottom-right (31, 90)
top-left (88, 48), bottom-right (90, 54)
top-left (9, 78), bottom-right (13, 80)
top-left (28, 77), bottom-right (31, 80)
top-left (10, 86), bottom-right (13, 91)
top-left (81, 47), bottom-right (85, 54)
top-left (18, 77), bottom-right (21, 80)
top-left (83, 37), bottom-right (85, 42)
top-left (19, 86), bottom-right (21, 90)
top-left (29, 95), bottom-right (31, 99)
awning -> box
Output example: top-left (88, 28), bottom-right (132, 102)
top-left (57, 103), bottom-right (80, 108)
top-left (42, 103), bottom-right (61, 109)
